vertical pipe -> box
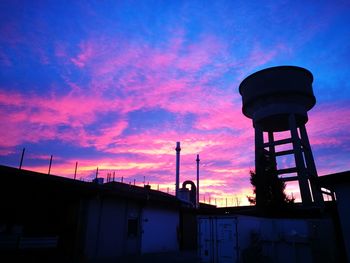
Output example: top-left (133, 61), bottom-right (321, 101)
top-left (196, 154), bottom-right (200, 208)
top-left (95, 167), bottom-right (99, 180)
top-left (74, 162), bottom-right (78, 180)
top-left (48, 155), bottom-right (53, 175)
top-left (175, 142), bottom-right (181, 197)
top-left (19, 148), bottom-right (25, 170)
top-left (112, 171), bottom-right (115, 182)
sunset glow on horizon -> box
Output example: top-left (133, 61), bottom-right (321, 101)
top-left (1, 1), bottom-right (350, 206)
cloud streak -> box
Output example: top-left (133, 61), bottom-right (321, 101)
top-left (0, 1), bottom-right (349, 206)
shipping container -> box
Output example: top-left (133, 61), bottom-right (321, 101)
top-left (198, 215), bottom-right (336, 263)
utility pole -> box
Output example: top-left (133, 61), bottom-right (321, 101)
top-left (19, 148), bottom-right (25, 170)
top-left (74, 162), bottom-right (78, 180)
top-left (48, 155), bottom-right (53, 175)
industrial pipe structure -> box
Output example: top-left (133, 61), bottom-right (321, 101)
top-left (175, 142), bottom-right (181, 197)
top-left (196, 154), bottom-right (200, 208)
top-left (182, 180), bottom-right (197, 205)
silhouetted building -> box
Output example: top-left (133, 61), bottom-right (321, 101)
top-left (0, 165), bottom-right (195, 262)
top-left (319, 170), bottom-right (350, 262)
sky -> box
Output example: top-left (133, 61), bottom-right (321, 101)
top-left (0, 1), bottom-right (350, 206)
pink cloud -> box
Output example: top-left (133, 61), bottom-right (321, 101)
top-left (0, 148), bottom-right (15, 156)
top-left (0, 32), bottom-right (294, 206)
top-left (62, 33), bottom-right (283, 132)
top-left (0, 90), bottom-right (129, 148)
top-left (58, 120), bottom-right (129, 150)
top-left (54, 42), bottom-right (69, 58)
top-left (17, 129), bottom-right (256, 206)
top-left (71, 41), bottom-right (96, 68)
top-left (308, 103), bottom-right (350, 148)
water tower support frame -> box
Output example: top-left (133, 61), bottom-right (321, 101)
top-left (254, 113), bottom-right (323, 206)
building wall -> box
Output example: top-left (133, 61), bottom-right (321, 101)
top-left (82, 197), bottom-right (142, 261)
top-left (95, 198), bottom-right (128, 259)
top-left (124, 202), bottom-right (142, 255)
top-left (141, 206), bottom-right (179, 253)
top-left (180, 210), bottom-right (197, 250)
top-left (334, 184), bottom-right (350, 261)
top-left (82, 197), bottom-right (105, 261)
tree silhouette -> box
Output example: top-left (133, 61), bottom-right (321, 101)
top-left (247, 152), bottom-right (294, 208)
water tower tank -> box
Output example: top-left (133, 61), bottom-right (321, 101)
top-left (239, 66), bottom-right (323, 207)
top-left (239, 66), bottom-right (315, 131)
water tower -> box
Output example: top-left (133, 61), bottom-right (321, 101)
top-left (239, 66), bottom-right (323, 206)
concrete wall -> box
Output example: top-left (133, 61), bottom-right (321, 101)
top-left (141, 206), bottom-right (179, 253)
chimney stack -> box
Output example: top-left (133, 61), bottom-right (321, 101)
top-left (196, 154), bottom-right (200, 208)
top-left (175, 142), bottom-right (181, 197)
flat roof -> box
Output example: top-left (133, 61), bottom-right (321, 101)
top-left (318, 170), bottom-right (350, 187)
top-left (0, 165), bottom-right (182, 208)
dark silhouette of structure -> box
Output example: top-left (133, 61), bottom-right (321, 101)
top-left (319, 171), bottom-right (350, 262)
top-left (239, 66), bottom-right (323, 207)
top-left (0, 165), bottom-right (198, 262)
top-left (196, 154), bottom-right (200, 208)
top-left (179, 180), bottom-right (197, 206)
top-left (175, 142), bottom-right (181, 198)
top-left (174, 142), bottom-right (200, 208)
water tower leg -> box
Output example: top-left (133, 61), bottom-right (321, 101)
top-left (268, 131), bottom-right (277, 165)
top-left (299, 125), bottom-right (324, 206)
top-left (289, 114), bottom-right (313, 206)
top-left (254, 122), bottom-right (265, 208)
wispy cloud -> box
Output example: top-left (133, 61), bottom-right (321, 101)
top-left (1, 1), bottom-right (349, 206)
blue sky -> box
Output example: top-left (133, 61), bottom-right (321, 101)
top-left (1, 0), bottom-right (349, 206)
